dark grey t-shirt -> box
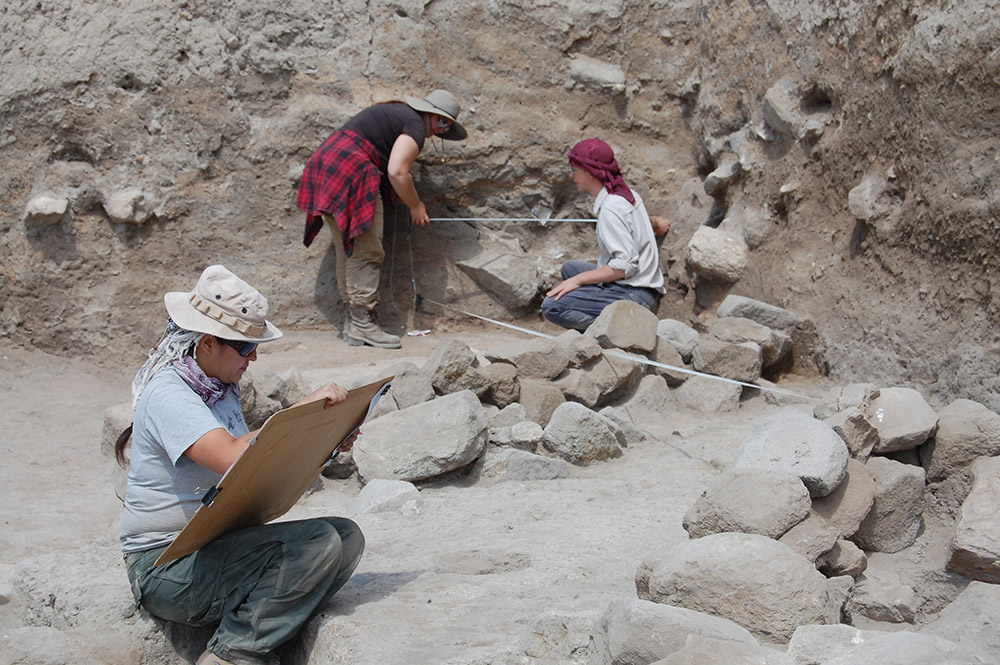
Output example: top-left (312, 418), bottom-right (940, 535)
top-left (341, 102), bottom-right (426, 165)
top-left (119, 369), bottom-right (249, 553)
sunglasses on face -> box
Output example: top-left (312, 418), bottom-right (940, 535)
top-left (216, 336), bottom-right (258, 357)
top-left (436, 117), bottom-right (452, 130)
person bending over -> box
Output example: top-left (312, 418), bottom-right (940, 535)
top-left (117, 264), bottom-right (364, 665)
top-left (541, 138), bottom-right (667, 331)
top-left (297, 89), bottom-right (468, 349)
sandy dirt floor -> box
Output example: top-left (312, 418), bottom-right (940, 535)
top-left (0, 325), bottom-right (832, 663)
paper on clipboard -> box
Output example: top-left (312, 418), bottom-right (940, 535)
top-left (153, 376), bottom-right (392, 567)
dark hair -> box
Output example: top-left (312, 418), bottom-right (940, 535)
top-left (115, 425), bottom-right (133, 467)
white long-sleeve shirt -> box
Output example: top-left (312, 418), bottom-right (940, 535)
top-left (594, 188), bottom-right (666, 293)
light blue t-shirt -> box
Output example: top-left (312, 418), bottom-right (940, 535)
top-left (119, 368), bottom-right (249, 553)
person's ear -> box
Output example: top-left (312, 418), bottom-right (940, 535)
top-left (197, 335), bottom-right (217, 356)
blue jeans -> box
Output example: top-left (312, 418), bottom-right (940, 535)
top-left (541, 260), bottom-right (660, 331)
top-left (125, 517), bottom-right (364, 665)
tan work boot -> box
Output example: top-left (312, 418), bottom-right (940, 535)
top-left (196, 650), bottom-right (236, 665)
top-left (347, 306), bottom-right (401, 349)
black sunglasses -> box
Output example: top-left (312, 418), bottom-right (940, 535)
top-left (216, 337), bottom-right (258, 357)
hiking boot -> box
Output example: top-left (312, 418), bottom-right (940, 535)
top-left (347, 306), bottom-right (401, 349)
top-left (196, 650), bottom-right (236, 665)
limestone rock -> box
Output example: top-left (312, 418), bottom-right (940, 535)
top-left (717, 294), bottom-right (801, 332)
top-left (708, 316), bottom-right (790, 370)
top-left (656, 318), bottom-right (700, 362)
top-left (104, 187), bottom-right (156, 224)
top-left (423, 338), bottom-right (491, 397)
top-left (817, 540), bottom-right (868, 578)
top-left (480, 361), bottom-right (520, 408)
top-left (866, 386), bottom-right (938, 453)
top-left (852, 456), bottom-right (925, 554)
top-left (686, 226), bottom-right (749, 283)
top-left (675, 376), bottom-right (742, 413)
top-left (655, 634), bottom-right (796, 665)
top-left (483, 336), bottom-right (570, 380)
top-left (588, 598), bottom-right (757, 665)
top-left (691, 337), bottom-right (762, 383)
top-left (702, 152), bottom-right (741, 197)
top-left (473, 448), bottom-right (574, 485)
top-left (455, 250), bottom-right (541, 311)
top-left (586, 300), bottom-right (659, 353)
top-left (519, 378), bottom-right (565, 427)
top-left (541, 402), bottom-right (623, 466)
top-left (23, 193), bottom-right (69, 226)
top-left (521, 609), bottom-right (597, 664)
top-left (813, 383), bottom-right (879, 420)
top-left (649, 337), bottom-right (689, 386)
top-left (733, 410), bottom-right (849, 498)
top-left (636, 532), bottom-right (846, 643)
top-left (350, 479), bottom-right (421, 514)
top-left (845, 563), bottom-right (919, 624)
top-left (811, 458), bottom-right (877, 538)
top-left (554, 329), bottom-right (605, 367)
top-left (921, 398), bottom-right (1000, 482)
top-left (823, 407), bottom-right (879, 461)
top-left (778, 512), bottom-right (842, 564)
top-left (918, 581), bottom-right (1000, 663)
top-left (555, 368), bottom-right (601, 408)
top-left (948, 455), bottom-right (1000, 583)
top-left (354, 390), bottom-right (487, 482)
top-left (682, 468), bottom-right (811, 539)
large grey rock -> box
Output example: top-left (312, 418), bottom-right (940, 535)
top-left (708, 316), bottom-right (790, 370)
top-left (636, 533), bottom-right (846, 643)
top-left (583, 353), bottom-right (644, 406)
top-left (588, 598), bottom-right (757, 665)
top-left (541, 402), bottom-right (623, 466)
top-left (788, 624), bottom-right (987, 665)
top-left (685, 226), bottom-right (749, 283)
top-left (555, 368), bottom-right (602, 408)
top-left (473, 448), bottom-right (574, 485)
top-left (654, 634), bottom-right (796, 665)
top-left (350, 479), bottom-right (421, 514)
top-left (555, 329), bottom-right (605, 367)
top-left (23, 193), bottom-right (69, 227)
top-left (852, 456), bottom-right (925, 553)
top-left (717, 295), bottom-right (800, 332)
top-left (455, 250), bottom-right (541, 311)
top-left (675, 376), bottom-right (742, 413)
top-left (682, 468), bottom-right (811, 539)
top-left (778, 512), bottom-right (842, 564)
top-left (817, 539), bottom-right (868, 578)
top-left (866, 386), bottom-right (939, 453)
top-left (521, 609), bottom-right (597, 665)
top-left (483, 336), bottom-right (570, 380)
top-left (691, 337), bottom-right (762, 383)
top-left (921, 398), bottom-right (1000, 482)
top-left (918, 581), bottom-right (1000, 663)
top-left (519, 378), bottom-right (566, 427)
top-left (823, 630), bottom-right (981, 665)
top-left (811, 458), bottom-right (877, 538)
top-left (823, 407), bottom-right (879, 461)
top-left (733, 410), bottom-right (849, 498)
top-left (948, 455), bottom-right (1000, 583)
top-left (702, 152), bottom-right (741, 197)
top-left (813, 383), bottom-right (879, 420)
top-left (646, 340), bottom-right (688, 391)
top-left (655, 319), bottom-right (700, 362)
top-left (586, 300), bottom-right (659, 353)
top-left (480, 361), bottom-right (520, 408)
top-left (422, 338), bottom-right (491, 397)
top-left (354, 390), bottom-right (487, 482)
top-left (104, 187), bottom-right (157, 224)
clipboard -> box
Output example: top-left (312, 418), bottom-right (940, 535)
top-left (154, 376), bottom-right (393, 566)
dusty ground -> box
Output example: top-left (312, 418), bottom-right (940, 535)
top-left (0, 323), bottom-right (837, 664)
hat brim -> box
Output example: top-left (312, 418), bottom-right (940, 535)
top-left (164, 291), bottom-right (283, 343)
top-left (405, 95), bottom-right (468, 141)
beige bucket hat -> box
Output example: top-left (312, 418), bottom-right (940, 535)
top-left (164, 265), bottom-right (283, 342)
top-left (405, 89), bottom-right (468, 141)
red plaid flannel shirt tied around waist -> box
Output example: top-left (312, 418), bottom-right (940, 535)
top-left (297, 129), bottom-right (385, 256)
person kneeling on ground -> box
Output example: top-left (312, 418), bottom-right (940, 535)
top-left (116, 264), bottom-right (365, 665)
top-left (541, 138), bottom-right (667, 331)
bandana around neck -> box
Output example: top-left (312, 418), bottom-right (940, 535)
top-left (568, 138), bottom-right (635, 205)
top-left (172, 354), bottom-right (240, 407)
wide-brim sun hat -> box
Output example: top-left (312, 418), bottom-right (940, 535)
top-left (164, 265), bottom-right (283, 342)
top-left (405, 89), bottom-right (468, 141)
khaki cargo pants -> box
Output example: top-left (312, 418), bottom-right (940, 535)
top-left (324, 197), bottom-right (384, 309)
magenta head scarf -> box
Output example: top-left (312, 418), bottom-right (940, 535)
top-left (567, 138), bottom-right (635, 204)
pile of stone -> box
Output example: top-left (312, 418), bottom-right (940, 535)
top-left (93, 294), bottom-right (1000, 664)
